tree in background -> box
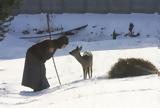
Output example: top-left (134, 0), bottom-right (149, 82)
top-left (0, 0), bottom-right (20, 41)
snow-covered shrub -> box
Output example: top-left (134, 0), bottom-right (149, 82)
top-left (108, 58), bottom-right (158, 78)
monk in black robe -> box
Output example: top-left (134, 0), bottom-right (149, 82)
top-left (22, 36), bottom-right (68, 92)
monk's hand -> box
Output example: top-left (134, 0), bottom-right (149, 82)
top-left (48, 47), bottom-right (54, 53)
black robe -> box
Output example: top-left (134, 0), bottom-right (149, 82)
top-left (22, 40), bottom-right (58, 91)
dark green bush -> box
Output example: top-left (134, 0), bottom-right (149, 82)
top-left (0, 0), bottom-right (20, 41)
top-left (108, 58), bottom-right (159, 78)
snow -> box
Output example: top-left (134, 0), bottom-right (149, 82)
top-left (0, 13), bottom-right (160, 108)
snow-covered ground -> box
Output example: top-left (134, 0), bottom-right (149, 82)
top-left (0, 13), bottom-right (160, 108)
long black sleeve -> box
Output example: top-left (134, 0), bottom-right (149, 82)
top-left (28, 40), bottom-right (57, 62)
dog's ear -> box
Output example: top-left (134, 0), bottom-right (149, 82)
top-left (76, 46), bottom-right (79, 49)
top-left (79, 46), bottom-right (82, 50)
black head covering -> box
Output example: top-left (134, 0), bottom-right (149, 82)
top-left (55, 36), bottom-right (69, 48)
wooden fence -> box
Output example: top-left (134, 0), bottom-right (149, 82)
top-left (13, 0), bottom-right (160, 14)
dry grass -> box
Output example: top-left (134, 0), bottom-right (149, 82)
top-left (108, 58), bottom-right (159, 78)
